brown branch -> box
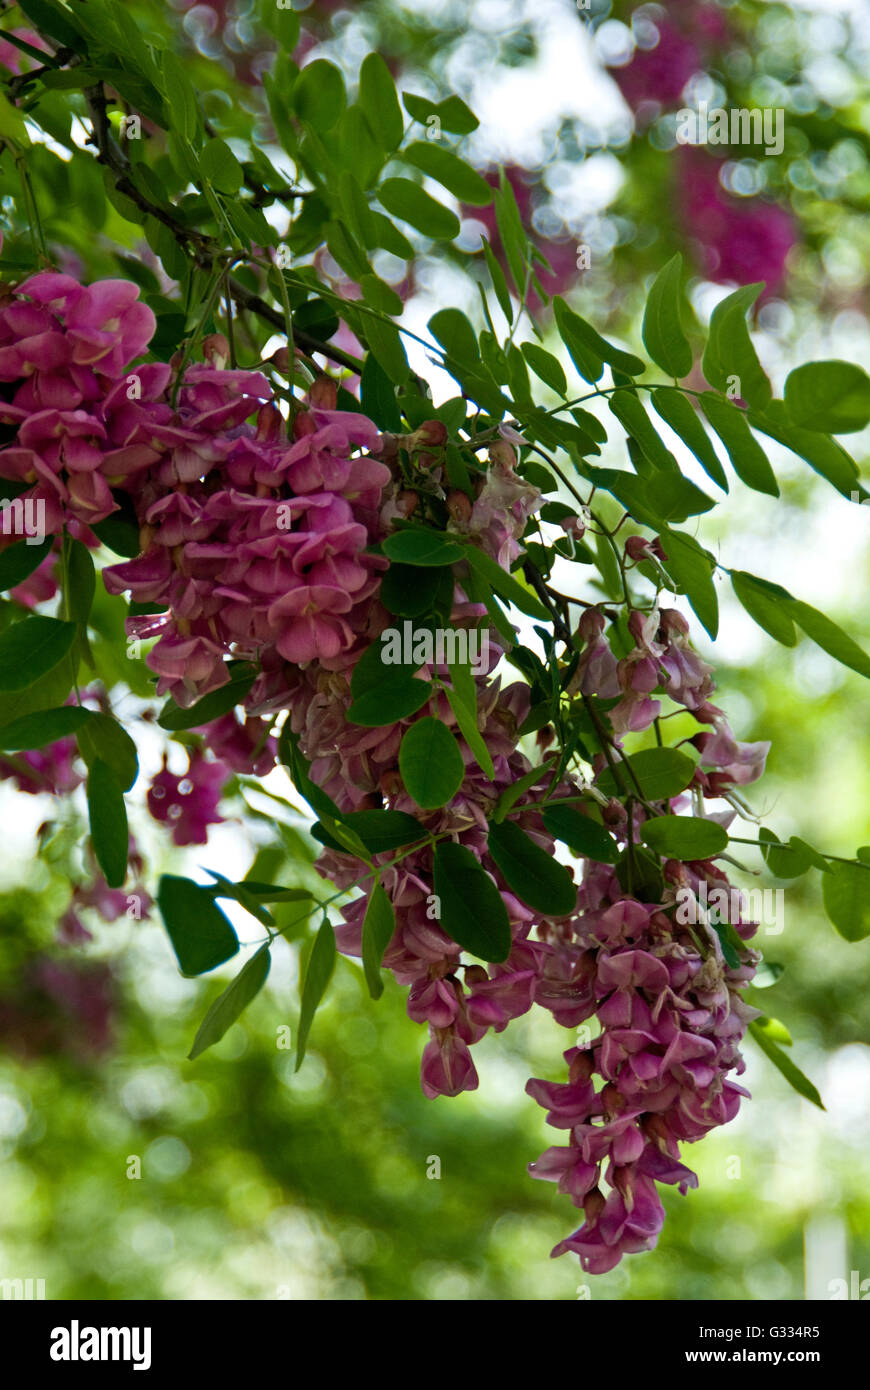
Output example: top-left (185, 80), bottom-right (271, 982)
top-left (80, 84), bottom-right (362, 373)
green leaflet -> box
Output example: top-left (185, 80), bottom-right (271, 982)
top-left (822, 861), bottom-right (870, 942)
top-left (658, 527), bottom-right (719, 640)
top-left (748, 1021), bottom-right (824, 1109)
top-left (399, 716), bottom-right (465, 810)
top-left (596, 747), bottom-right (697, 802)
top-left (699, 394), bottom-right (779, 497)
top-left (651, 388), bottom-right (727, 490)
top-left (541, 803), bottom-right (619, 863)
top-left (642, 254), bottom-right (693, 379)
top-left (702, 283), bottom-right (771, 410)
top-left (295, 918), bottom-right (336, 1069)
top-left (188, 945), bottom-right (271, 1060)
top-left (641, 814), bottom-right (729, 861)
top-left (86, 758), bottom-right (128, 890)
top-left (730, 572), bottom-right (797, 647)
top-left (157, 875), bottom-right (240, 976)
top-left (361, 880), bottom-right (396, 999)
top-left (432, 841), bottom-right (511, 963)
top-left (358, 53), bottom-right (403, 150)
top-left (401, 142), bottom-right (492, 205)
top-left (783, 360), bottom-right (870, 434)
top-left (377, 177), bottom-right (460, 241)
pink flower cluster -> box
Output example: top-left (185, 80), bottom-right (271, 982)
top-left (607, 2), bottom-right (729, 119)
top-left (0, 955), bottom-right (116, 1061)
top-left (103, 364), bottom-right (390, 707)
top-left (676, 147), bottom-right (795, 297)
top-left (267, 508), bottom-right (766, 1271)
top-left (0, 272), bottom-right (159, 536)
top-left (572, 604), bottom-right (716, 734)
top-left (263, 525), bottom-right (764, 1274)
top-left (527, 871), bottom-right (758, 1272)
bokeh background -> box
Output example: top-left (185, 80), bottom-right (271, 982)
top-left (0, 0), bottom-right (868, 1300)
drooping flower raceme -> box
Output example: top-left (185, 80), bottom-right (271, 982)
top-left (0, 269), bottom-right (767, 1274)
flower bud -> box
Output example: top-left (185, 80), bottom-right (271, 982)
top-left (410, 419), bottom-right (448, 449)
top-left (558, 517), bottom-right (586, 542)
top-left (569, 1049), bottom-right (594, 1084)
top-left (256, 401), bottom-right (284, 444)
top-left (377, 433), bottom-right (400, 463)
top-left (662, 858), bottom-right (687, 887)
top-left (583, 1186), bottom-right (606, 1223)
top-left (269, 346), bottom-right (292, 374)
top-left (308, 375), bottom-right (337, 410)
top-left (577, 607), bottom-right (606, 643)
top-left (464, 965), bottom-right (488, 987)
top-left (488, 438), bottom-right (516, 472)
top-left (293, 410), bottom-right (317, 439)
top-left (396, 489), bottom-right (418, 517)
top-left (202, 333), bottom-right (230, 368)
top-left (379, 769), bottom-right (403, 799)
top-left (446, 489), bottom-right (473, 524)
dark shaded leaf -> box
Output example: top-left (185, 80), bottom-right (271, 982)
top-left (87, 758), bottom-right (128, 889)
top-left (76, 712), bottom-right (138, 791)
top-left (157, 874), bottom-right (239, 977)
top-left (542, 803), bottom-right (619, 863)
top-left (488, 819), bottom-right (577, 915)
top-left (0, 615), bottom-right (76, 691)
top-left (0, 704), bottom-right (90, 750)
top-left (433, 841), bottom-right (511, 962)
